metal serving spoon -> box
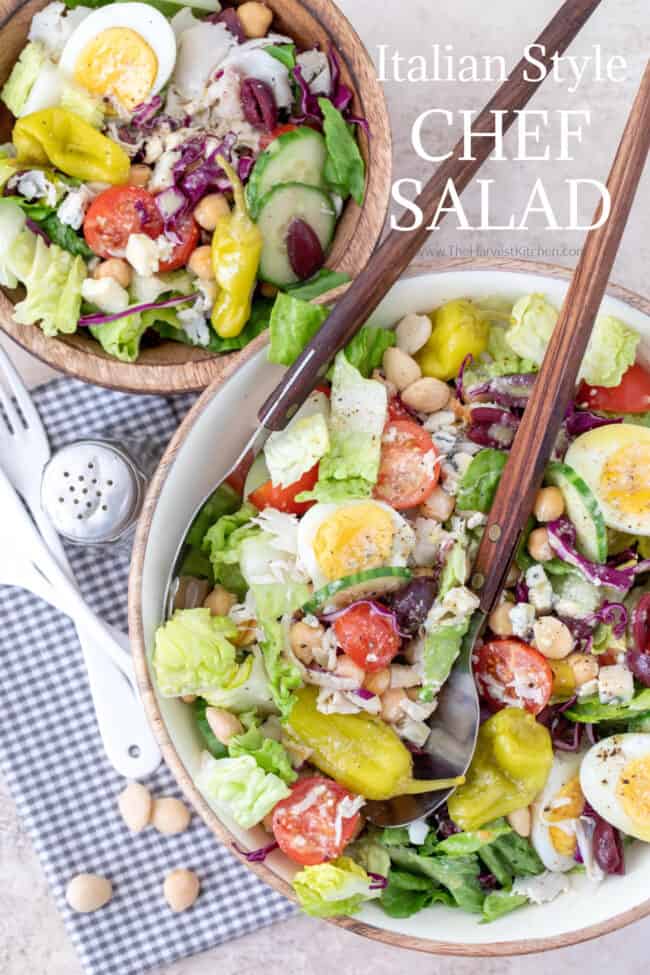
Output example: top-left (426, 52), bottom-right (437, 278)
top-left (164, 0), bottom-right (608, 823)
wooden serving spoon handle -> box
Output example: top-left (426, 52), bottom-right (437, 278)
top-left (258, 0), bottom-right (604, 431)
top-left (472, 60), bottom-right (650, 615)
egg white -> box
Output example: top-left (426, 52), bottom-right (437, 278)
top-left (296, 499), bottom-right (415, 591)
top-left (59, 3), bottom-right (177, 102)
top-left (531, 751), bottom-right (585, 872)
top-left (565, 423), bottom-right (650, 535)
top-left (580, 733), bottom-right (650, 841)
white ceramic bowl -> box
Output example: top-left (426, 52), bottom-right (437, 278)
top-left (129, 260), bottom-right (650, 955)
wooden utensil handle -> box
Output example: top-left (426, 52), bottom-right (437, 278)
top-left (258, 0), bottom-right (604, 430)
top-left (473, 60), bottom-right (650, 615)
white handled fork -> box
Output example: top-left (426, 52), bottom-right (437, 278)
top-left (0, 344), bottom-right (160, 777)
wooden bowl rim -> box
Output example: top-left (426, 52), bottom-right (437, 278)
top-left (128, 256), bottom-right (650, 956)
top-left (0, 0), bottom-right (392, 394)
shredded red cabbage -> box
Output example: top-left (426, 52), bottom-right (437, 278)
top-left (327, 48), bottom-right (353, 112)
top-left (582, 802), bottom-right (625, 875)
top-left (233, 840), bottom-right (279, 863)
top-left (238, 155), bottom-right (255, 181)
top-left (25, 218), bottom-right (50, 245)
top-left (355, 688), bottom-right (375, 701)
top-left (289, 47), bottom-right (369, 133)
top-left (290, 64), bottom-right (323, 126)
top-left (514, 579), bottom-right (529, 603)
top-left (538, 697), bottom-right (583, 751)
top-left (590, 601), bottom-right (628, 638)
top-left (564, 403), bottom-right (624, 439)
top-left (206, 6), bottom-right (246, 42)
top-left (431, 805), bottom-right (460, 839)
top-left (132, 95), bottom-right (162, 128)
top-left (547, 518), bottom-right (635, 592)
top-left (466, 372), bottom-right (536, 409)
top-left (78, 292), bottom-right (199, 327)
top-left (368, 872), bottom-right (388, 890)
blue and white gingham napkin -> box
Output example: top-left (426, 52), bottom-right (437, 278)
top-left (0, 376), bottom-right (296, 975)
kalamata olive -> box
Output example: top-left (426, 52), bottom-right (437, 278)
top-left (286, 218), bottom-right (325, 280)
top-left (391, 577), bottom-right (437, 635)
top-left (240, 78), bottom-right (278, 132)
top-left (626, 650), bottom-right (650, 687)
top-left (593, 818), bottom-right (624, 875)
top-left (632, 593), bottom-right (650, 652)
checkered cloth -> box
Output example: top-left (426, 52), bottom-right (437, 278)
top-left (0, 377), bottom-right (296, 975)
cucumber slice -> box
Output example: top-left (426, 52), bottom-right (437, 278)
top-left (302, 567), bottom-right (412, 615)
top-left (256, 183), bottom-right (336, 288)
top-left (545, 461), bottom-right (608, 563)
top-left (247, 127), bottom-right (327, 219)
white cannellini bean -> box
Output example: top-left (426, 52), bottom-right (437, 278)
top-left (66, 873), bottom-right (112, 913)
top-left (533, 616), bottom-right (573, 659)
top-left (206, 707), bottom-right (243, 745)
top-left (507, 807), bottom-right (531, 838)
top-left (117, 781), bottom-right (152, 833)
top-left (389, 664), bottom-right (422, 688)
top-left (395, 313), bottom-right (432, 355)
top-left (382, 347), bottom-right (421, 391)
top-left (401, 377), bottom-right (451, 414)
top-left (151, 797), bottom-right (191, 835)
top-left (163, 868), bottom-right (201, 912)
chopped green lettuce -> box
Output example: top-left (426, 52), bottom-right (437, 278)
top-left (188, 484), bottom-right (240, 549)
top-left (386, 846), bottom-right (485, 913)
top-left (456, 449), bottom-right (507, 513)
top-left (90, 311), bottom-right (149, 363)
top-left (268, 292), bottom-right (329, 366)
top-left (292, 857), bottom-right (379, 917)
top-left (565, 688), bottom-right (650, 723)
top-left (422, 619), bottom-right (469, 700)
top-left (152, 608), bottom-right (238, 698)
top-left (380, 870), bottom-right (452, 917)
top-left (250, 581), bottom-right (311, 621)
top-left (505, 293), bottom-right (639, 388)
top-left (481, 890), bottom-right (528, 923)
top-left (197, 753), bottom-right (290, 829)
top-left (13, 235), bottom-right (86, 337)
top-left (202, 503), bottom-right (260, 598)
top-left (258, 619), bottom-right (302, 721)
top-left (60, 81), bottom-right (105, 127)
top-left (264, 44), bottom-right (297, 69)
top-left (301, 352), bottom-right (387, 502)
top-left (204, 646), bottom-right (277, 714)
top-left (286, 269), bottom-right (350, 301)
top-left (1, 42), bottom-right (47, 116)
top-left (340, 326), bottom-right (395, 378)
top-left (264, 408), bottom-right (329, 488)
top-left (318, 99), bottom-right (365, 205)
top-left (431, 818), bottom-right (511, 856)
top-left (439, 539), bottom-right (469, 598)
top-left (228, 727), bottom-right (297, 784)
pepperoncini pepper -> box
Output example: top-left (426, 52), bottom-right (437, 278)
top-left (210, 156), bottom-right (263, 339)
top-left (13, 108), bottom-right (130, 184)
top-left (286, 686), bottom-right (464, 801)
top-left (416, 299), bottom-right (489, 381)
top-left (549, 659), bottom-right (576, 703)
top-left (447, 707), bottom-right (552, 831)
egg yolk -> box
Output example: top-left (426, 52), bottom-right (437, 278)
top-left (74, 28), bottom-right (158, 112)
top-left (313, 503), bottom-right (394, 582)
top-left (616, 755), bottom-right (650, 840)
top-left (600, 444), bottom-right (650, 517)
top-left (546, 775), bottom-right (584, 856)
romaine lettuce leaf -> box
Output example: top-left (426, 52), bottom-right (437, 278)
top-left (258, 619), bottom-right (302, 721)
top-left (13, 234), bottom-right (86, 337)
top-left (386, 847), bottom-right (485, 913)
top-left (506, 294), bottom-right (557, 365)
top-left (197, 752), bottom-right (290, 829)
top-left (481, 890), bottom-right (528, 923)
top-left (267, 292), bottom-right (329, 366)
top-left (152, 608), bottom-right (238, 698)
top-left (250, 581), bottom-right (311, 621)
top-left (379, 870), bottom-right (452, 917)
top-left (456, 449), bottom-right (507, 513)
top-left (301, 352), bottom-right (387, 502)
top-left (318, 98), bottom-right (365, 205)
top-left (340, 326), bottom-right (395, 378)
top-left (431, 818), bottom-right (511, 856)
top-left (90, 310), bottom-right (149, 362)
top-left (60, 81), bottom-right (104, 127)
top-left (204, 646), bottom-right (276, 714)
top-left (264, 409), bottom-right (329, 488)
top-left (422, 619), bottom-right (469, 700)
top-left (286, 269), bottom-right (350, 301)
top-left (202, 503), bottom-right (260, 598)
top-left (228, 727), bottom-right (297, 783)
top-left (1, 42), bottom-right (47, 116)
top-left (292, 857), bottom-right (379, 917)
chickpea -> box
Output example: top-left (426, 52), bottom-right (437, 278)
top-left (117, 781), bottom-right (152, 833)
top-left (203, 584), bottom-right (237, 617)
top-left (164, 868), bottom-right (200, 912)
top-left (381, 687), bottom-right (406, 723)
top-left (363, 667), bottom-right (390, 696)
top-left (567, 652), bottom-right (599, 687)
top-left (528, 526), bottom-right (553, 562)
top-left (205, 707), bottom-right (243, 745)
top-left (507, 807), bottom-right (531, 838)
top-left (237, 1), bottom-right (273, 38)
top-left (66, 873), bottom-right (112, 913)
top-left (181, 694), bottom-right (197, 704)
top-left (289, 620), bottom-right (324, 665)
top-left (534, 486), bottom-right (565, 523)
top-left (188, 245), bottom-right (214, 280)
top-left (193, 193), bottom-right (230, 231)
top-left (151, 797), bottom-right (191, 835)
top-left (93, 258), bottom-right (132, 289)
top-left (533, 616), bottom-right (574, 659)
top-left (335, 654), bottom-right (365, 684)
top-left (419, 486), bottom-right (455, 522)
top-left (488, 602), bottom-right (513, 637)
top-left (128, 163), bottom-right (152, 187)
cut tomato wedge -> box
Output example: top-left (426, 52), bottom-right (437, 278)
top-left (158, 212), bottom-right (200, 271)
top-left (271, 776), bottom-right (361, 865)
top-left (577, 363), bottom-right (650, 414)
top-left (374, 419), bottom-right (439, 510)
top-left (333, 602), bottom-right (401, 671)
top-left (83, 186), bottom-right (163, 258)
top-left (475, 637), bottom-right (553, 715)
top-left (259, 123), bottom-right (298, 150)
top-left (248, 463), bottom-right (319, 515)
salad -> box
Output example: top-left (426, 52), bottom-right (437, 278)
top-left (0, 0), bottom-right (366, 362)
top-left (152, 287), bottom-right (650, 923)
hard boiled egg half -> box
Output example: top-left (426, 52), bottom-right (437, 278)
top-left (581, 733), bottom-right (650, 841)
top-left (59, 3), bottom-right (176, 112)
top-left (531, 751), bottom-right (585, 872)
top-left (296, 500), bottom-right (415, 591)
top-left (565, 423), bottom-right (650, 536)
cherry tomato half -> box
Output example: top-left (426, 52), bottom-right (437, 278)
top-left (374, 419), bottom-right (439, 511)
top-left (248, 463), bottom-right (319, 516)
top-left (83, 186), bottom-right (163, 258)
top-left (271, 776), bottom-right (361, 865)
top-left (333, 602), bottom-right (401, 672)
top-left (475, 637), bottom-right (553, 716)
top-left (577, 363), bottom-right (650, 415)
top-left (259, 123), bottom-right (297, 150)
top-left (158, 211), bottom-right (200, 272)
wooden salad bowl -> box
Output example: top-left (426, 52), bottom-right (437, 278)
top-left (129, 258), bottom-right (650, 956)
top-left (0, 0), bottom-right (391, 393)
